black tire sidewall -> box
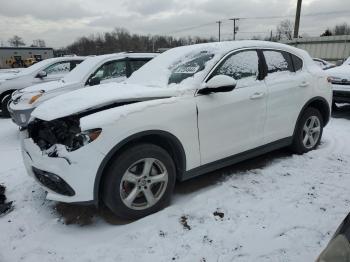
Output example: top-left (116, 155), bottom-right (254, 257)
top-left (103, 143), bottom-right (176, 219)
top-left (292, 107), bottom-right (324, 154)
top-left (1, 94), bottom-right (11, 117)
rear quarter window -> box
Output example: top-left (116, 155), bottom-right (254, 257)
top-left (291, 54), bottom-right (303, 71)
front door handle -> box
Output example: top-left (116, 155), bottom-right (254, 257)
top-left (250, 92), bottom-right (264, 100)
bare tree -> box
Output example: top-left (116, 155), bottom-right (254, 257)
top-left (32, 39), bottom-right (46, 47)
top-left (8, 35), bottom-right (25, 47)
top-left (62, 27), bottom-right (215, 56)
top-left (320, 29), bottom-right (333, 37)
top-left (334, 23), bottom-right (350, 35)
top-left (276, 20), bottom-right (294, 40)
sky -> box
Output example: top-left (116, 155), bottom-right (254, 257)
top-left (0, 0), bottom-right (349, 48)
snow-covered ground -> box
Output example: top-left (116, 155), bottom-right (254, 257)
top-left (1, 107), bottom-right (350, 262)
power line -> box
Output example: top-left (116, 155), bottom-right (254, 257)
top-left (163, 10), bottom-right (350, 35)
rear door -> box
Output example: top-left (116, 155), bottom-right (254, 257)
top-left (196, 49), bottom-right (268, 165)
top-left (262, 49), bottom-right (309, 143)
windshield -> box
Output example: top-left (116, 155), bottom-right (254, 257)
top-left (168, 51), bottom-right (215, 84)
top-left (127, 44), bottom-right (225, 88)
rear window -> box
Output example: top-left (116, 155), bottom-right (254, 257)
top-left (291, 54), bottom-right (303, 71)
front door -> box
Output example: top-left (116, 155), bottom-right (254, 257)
top-left (196, 50), bottom-right (267, 165)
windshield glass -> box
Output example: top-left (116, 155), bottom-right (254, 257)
top-left (19, 59), bottom-right (58, 75)
top-left (168, 51), bottom-right (215, 84)
top-left (127, 44), bottom-right (224, 88)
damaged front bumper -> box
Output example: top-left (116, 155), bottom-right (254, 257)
top-left (20, 130), bottom-right (106, 203)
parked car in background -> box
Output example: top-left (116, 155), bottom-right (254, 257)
top-left (327, 57), bottom-right (350, 106)
top-left (0, 56), bottom-right (85, 116)
top-left (21, 41), bottom-right (331, 219)
top-left (313, 58), bottom-right (336, 70)
top-left (9, 52), bottom-right (157, 127)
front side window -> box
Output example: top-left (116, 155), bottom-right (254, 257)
top-left (168, 51), bottom-right (215, 84)
top-left (44, 61), bottom-right (71, 75)
top-left (212, 50), bottom-right (259, 80)
top-left (263, 50), bottom-right (294, 74)
top-left (90, 60), bottom-right (126, 82)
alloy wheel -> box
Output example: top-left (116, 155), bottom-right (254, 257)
top-left (120, 158), bottom-right (168, 210)
top-left (302, 115), bottom-right (321, 149)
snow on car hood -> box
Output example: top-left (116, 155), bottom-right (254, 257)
top-left (326, 65), bottom-right (350, 79)
top-left (0, 72), bottom-right (20, 81)
top-left (32, 82), bottom-right (182, 121)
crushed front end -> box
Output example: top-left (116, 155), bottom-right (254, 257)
top-left (21, 116), bottom-right (105, 203)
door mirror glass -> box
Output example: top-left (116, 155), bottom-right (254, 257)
top-left (88, 77), bottom-right (101, 86)
top-left (199, 75), bottom-right (237, 95)
top-left (36, 71), bottom-right (47, 79)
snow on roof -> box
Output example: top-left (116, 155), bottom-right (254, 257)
top-left (128, 40), bottom-right (314, 88)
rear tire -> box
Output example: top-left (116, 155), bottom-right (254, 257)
top-left (291, 107), bottom-right (323, 154)
top-left (1, 94), bottom-right (12, 118)
top-left (102, 143), bottom-right (176, 219)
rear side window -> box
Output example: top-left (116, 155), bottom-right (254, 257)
top-left (212, 50), bottom-right (259, 80)
top-left (129, 59), bottom-right (150, 73)
top-left (263, 50), bottom-right (294, 74)
top-left (291, 54), bottom-right (303, 71)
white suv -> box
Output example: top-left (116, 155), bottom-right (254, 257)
top-left (21, 41), bottom-right (332, 219)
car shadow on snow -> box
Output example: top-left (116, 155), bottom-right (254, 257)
top-left (174, 148), bottom-right (292, 195)
top-left (54, 148), bottom-right (292, 226)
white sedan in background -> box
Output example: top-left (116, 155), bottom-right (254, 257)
top-left (9, 52), bottom-right (157, 127)
top-left (0, 56), bottom-right (85, 116)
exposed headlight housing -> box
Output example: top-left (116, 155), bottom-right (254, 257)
top-left (68, 128), bottom-right (102, 152)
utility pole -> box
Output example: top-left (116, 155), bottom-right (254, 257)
top-left (229, 18), bottom-right (240, 40)
top-left (294, 0), bottom-right (302, 39)
top-left (216, 21), bottom-right (222, 42)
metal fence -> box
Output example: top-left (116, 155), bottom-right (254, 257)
top-left (282, 35), bottom-right (350, 63)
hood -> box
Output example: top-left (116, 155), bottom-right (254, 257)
top-left (0, 72), bottom-right (20, 81)
top-left (11, 80), bottom-right (78, 110)
top-left (32, 82), bottom-right (182, 121)
top-left (327, 65), bottom-right (350, 79)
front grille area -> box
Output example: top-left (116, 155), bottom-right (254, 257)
top-left (33, 167), bottom-right (75, 196)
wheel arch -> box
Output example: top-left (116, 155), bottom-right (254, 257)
top-left (0, 89), bottom-right (16, 102)
top-left (293, 96), bottom-right (330, 137)
top-left (93, 130), bottom-right (187, 205)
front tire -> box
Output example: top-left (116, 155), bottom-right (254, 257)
top-left (1, 94), bottom-right (12, 118)
top-left (291, 107), bottom-right (323, 154)
top-left (102, 143), bottom-right (176, 219)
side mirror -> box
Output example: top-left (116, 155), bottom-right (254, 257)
top-left (36, 71), bottom-right (47, 79)
top-left (88, 77), bottom-right (101, 86)
top-left (199, 75), bottom-right (237, 95)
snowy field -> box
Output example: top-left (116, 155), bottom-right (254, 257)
top-left (1, 107), bottom-right (350, 262)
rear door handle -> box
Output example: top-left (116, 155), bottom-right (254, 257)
top-left (299, 81), bottom-right (309, 87)
top-left (250, 92), bottom-right (264, 100)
